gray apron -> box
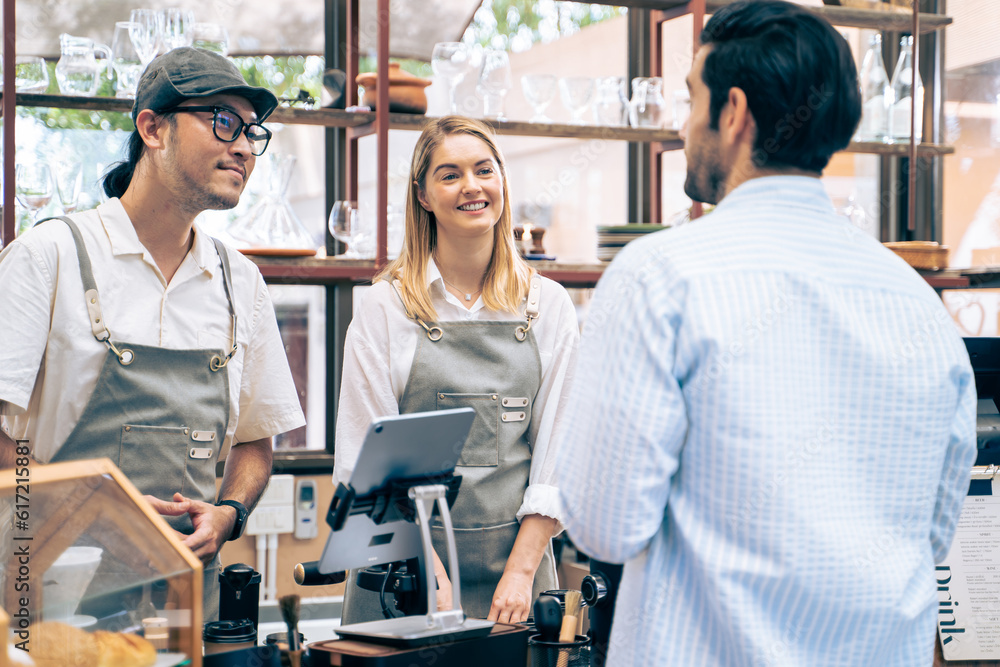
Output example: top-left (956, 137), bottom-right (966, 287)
top-left (342, 277), bottom-right (558, 622)
top-left (47, 217), bottom-right (238, 621)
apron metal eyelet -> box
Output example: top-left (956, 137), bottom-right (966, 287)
top-left (514, 326), bottom-right (527, 342)
top-left (118, 349), bottom-right (134, 365)
top-left (210, 355), bottom-right (224, 372)
top-left (427, 326), bottom-right (444, 342)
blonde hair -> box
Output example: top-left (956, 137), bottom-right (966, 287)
top-left (376, 115), bottom-right (534, 322)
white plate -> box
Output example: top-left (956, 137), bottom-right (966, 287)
top-left (153, 653), bottom-right (188, 667)
top-left (64, 614), bottom-right (98, 628)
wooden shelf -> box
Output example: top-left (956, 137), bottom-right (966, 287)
top-left (247, 256), bottom-right (608, 287)
top-left (589, 0), bottom-right (951, 33)
top-left (247, 256), bottom-right (378, 284)
top-left (7, 93), bottom-right (953, 156)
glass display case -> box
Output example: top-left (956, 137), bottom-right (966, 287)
top-left (1, 458), bottom-right (202, 667)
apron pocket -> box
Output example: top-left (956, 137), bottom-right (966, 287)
top-left (119, 424), bottom-right (201, 499)
top-left (436, 392), bottom-right (499, 467)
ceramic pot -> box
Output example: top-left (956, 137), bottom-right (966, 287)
top-left (356, 62), bottom-right (431, 114)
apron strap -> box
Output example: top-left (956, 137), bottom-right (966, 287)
top-left (40, 216), bottom-right (114, 344)
top-left (392, 279), bottom-right (443, 341)
top-left (209, 237), bottom-right (240, 371)
top-left (39, 217), bottom-right (239, 369)
top-left (515, 274), bottom-right (542, 342)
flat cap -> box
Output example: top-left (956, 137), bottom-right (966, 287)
top-left (132, 47), bottom-right (278, 122)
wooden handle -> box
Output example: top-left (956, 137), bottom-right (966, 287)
top-left (556, 614), bottom-right (578, 667)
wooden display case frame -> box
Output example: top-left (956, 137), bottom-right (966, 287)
top-left (0, 458), bottom-right (203, 667)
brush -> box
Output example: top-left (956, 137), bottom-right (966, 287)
top-left (556, 589), bottom-right (583, 667)
top-left (279, 593), bottom-right (303, 667)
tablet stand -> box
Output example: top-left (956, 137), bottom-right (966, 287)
top-left (331, 480), bottom-right (494, 647)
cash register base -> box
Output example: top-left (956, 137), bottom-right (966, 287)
top-left (308, 622), bottom-right (528, 666)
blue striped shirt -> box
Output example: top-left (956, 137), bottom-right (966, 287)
top-left (557, 176), bottom-right (977, 666)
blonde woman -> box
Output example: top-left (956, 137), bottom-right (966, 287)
top-left (334, 116), bottom-right (579, 623)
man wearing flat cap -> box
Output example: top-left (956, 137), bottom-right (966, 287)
top-left (0, 48), bottom-right (305, 617)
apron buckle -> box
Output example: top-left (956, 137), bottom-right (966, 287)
top-left (105, 340), bottom-right (134, 365)
top-left (210, 343), bottom-right (239, 372)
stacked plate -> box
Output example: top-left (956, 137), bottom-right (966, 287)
top-left (597, 224), bottom-right (668, 261)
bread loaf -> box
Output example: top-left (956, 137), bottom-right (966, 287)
top-left (26, 622), bottom-right (157, 667)
top-left (26, 621), bottom-right (99, 667)
top-left (93, 630), bottom-right (157, 667)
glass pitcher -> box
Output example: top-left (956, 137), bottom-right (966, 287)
top-left (55, 33), bottom-right (112, 96)
top-left (629, 77), bottom-right (667, 129)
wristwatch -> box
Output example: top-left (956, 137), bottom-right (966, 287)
top-left (216, 499), bottom-right (249, 541)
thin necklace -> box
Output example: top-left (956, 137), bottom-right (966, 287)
top-left (439, 274), bottom-right (483, 302)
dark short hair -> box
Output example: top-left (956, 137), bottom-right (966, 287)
top-left (700, 0), bottom-right (861, 172)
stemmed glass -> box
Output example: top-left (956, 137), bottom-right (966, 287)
top-left (477, 49), bottom-right (512, 121)
top-left (111, 22), bottom-right (143, 99)
top-left (129, 9), bottom-right (163, 68)
top-left (15, 163), bottom-right (54, 232)
top-left (559, 76), bottom-right (595, 125)
top-left (431, 42), bottom-right (472, 115)
top-left (14, 56), bottom-right (51, 93)
top-left (520, 74), bottom-right (557, 123)
top-left (328, 200), bottom-right (361, 258)
top-left (55, 162), bottom-right (83, 214)
top-left (160, 9), bottom-right (195, 51)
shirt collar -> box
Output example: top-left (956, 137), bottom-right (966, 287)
top-left (426, 257), bottom-right (446, 291)
top-left (714, 175), bottom-right (834, 216)
top-left (96, 198), bottom-right (217, 277)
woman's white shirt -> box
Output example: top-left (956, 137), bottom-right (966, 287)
top-left (334, 259), bottom-right (579, 523)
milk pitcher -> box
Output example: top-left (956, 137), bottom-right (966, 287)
top-left (55, 33), bottom-right (112, 96)
top-left (629, 77), bottom-right (666, 129)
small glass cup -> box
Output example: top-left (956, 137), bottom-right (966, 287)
top-left (14, 56), bottom-right (51, 93)
top-left (191, 22), bottom-right (230, 57)
top-left (594, 76), bottom-right (627, 127)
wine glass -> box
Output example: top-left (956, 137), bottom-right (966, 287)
top-left (55, 162), bottom-right (83, 214)
top-left (161, 9), bottom-right (195, 51)
top-left (431, 42), bottom-right (471, 114)
top-left (15, 163), bottom-right (54, 231)
top-left (559, 76), bottom-right (595, 125)
top-left (15, 56), bottom-right (51, 93)
top-left (328, 200), bottom-right (360, 258)
top-left (477, 49), bottom-right (512, 120)
top-left (520, 74), bottom-right (557, 123)
top-left (129, 9), bottom-right (163, 67)
top-left (191, 22), bottom-right (230, 57)
top-left (111, 22), bottom-right (143, 99)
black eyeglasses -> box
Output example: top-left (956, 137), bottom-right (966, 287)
top-left (167, 106), bottom-right (272, 156)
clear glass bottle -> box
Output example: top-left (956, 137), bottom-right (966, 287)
top-left (888, 35), bottom-right (923, 143)
top-left (855, 34), bottom-right (890, 142)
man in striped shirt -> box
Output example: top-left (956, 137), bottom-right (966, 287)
top-left (557, 2), bottom-right (976, 665)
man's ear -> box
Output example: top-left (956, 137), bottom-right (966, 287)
top-left (722, 86), bottom-right (755, 145)
top-left (134, 109), bottom-right (170, 150)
